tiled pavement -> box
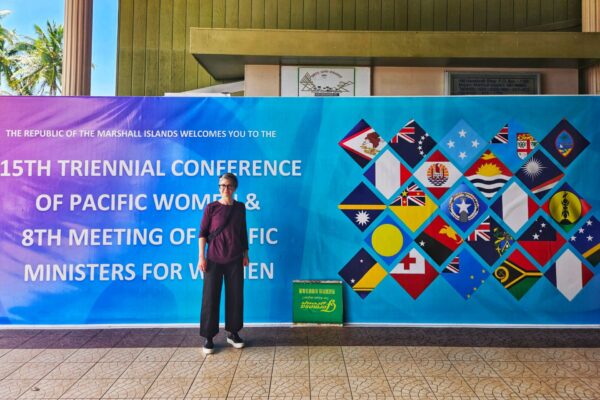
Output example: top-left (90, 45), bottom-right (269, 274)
top-left (0, 327), bottom-right (599, 399)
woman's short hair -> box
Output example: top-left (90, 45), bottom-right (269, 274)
top-left (219, 172), bottom-right (238, 188)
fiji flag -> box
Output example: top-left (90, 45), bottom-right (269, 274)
top-left (493, 249), bottom-right (542, 300)
top-left (516, 150), bottom-right (564, 200)
top-left (442, 250), bottom-right (489, 300)
top-left (541, 119), bottom-right (590, 168)
top-left (339, 119), bottom-right (386, 168)
top-left (390, 248), bottom-right (439, 299)
top-left (490, 120), bottom-right (536, 172)
top-left (518, 215), bottom-right (566, 267)
top-left (414, 215), bottom-right (464, 266)
top-left (339, 183), bottom-right (386, 231)
top-left (440, 119), bottom-right (485, 168)
top-left (545, 249), bottom-right (594, 301)
top-left (364, 149), bottom-right (411, 199)
top-left (389, 119), bottom-right (437, 168)
top-left (339, 249), bottom-right (388, 299)
top-left (467, 216), bottom-right (514, 266)
top-left (569, 216), bottom-right (600, 267)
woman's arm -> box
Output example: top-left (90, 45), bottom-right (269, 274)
top-left (198, 236), bottom-right (208, 272)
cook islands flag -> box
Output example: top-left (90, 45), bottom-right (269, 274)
top-left (389, 119), bottom-right (437, 168)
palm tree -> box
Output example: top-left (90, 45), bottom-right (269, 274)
top-left (0, 9), bottom-right (16, 90)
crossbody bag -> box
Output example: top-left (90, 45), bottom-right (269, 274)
top-left (206, 202), bottom-right (235, 242)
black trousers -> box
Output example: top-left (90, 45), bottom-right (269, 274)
top-left (200, 258), bottom-right (244, 339)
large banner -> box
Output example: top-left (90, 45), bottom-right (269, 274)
top-left (1, 96), bottom-right (599, 326)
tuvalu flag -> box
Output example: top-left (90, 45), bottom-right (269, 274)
top-left (545, 249), bottom-right (594, 301)
top-left (414, 215), bottom-right (464, 266)
top-left (542, 183), bottom-right (591, 233)
top-left (490, 181), bottom-right (538, 234)
top-left (339, 183), bottom-right (386, 231)
top-left (515, 150), bottom-right (564, 200)
top-left (467, 216), bottom-right (514, 266)
top-left (339, 248), bottom-right (388, 299)
top-left (390, 247), bottom-right (439, 299)
top-left (442, 250), bottom-right (489, 300)
top-left (414, 150), bottom-right (462, 199)
top-left (569, 216), bottom-right (600, 267)
top-left (364, 149), bottom-right (411, 199)
top-left (339, 119), bottom-right (386, 168)
top-left (493, 249), bottom-right (542, 300)
top-left (389, 119), bottom-right (437, 168)
top-left (389, 181), bottom-right (438, 232)
top-left (541, 119), bottom-right (590, 168)
top-left (518, 215), bottom-right (566, 267)
top-left (464, 150), bottom-right (512, 200)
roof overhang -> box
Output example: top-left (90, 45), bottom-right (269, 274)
top-left (190, 28), bottom-right (600, 80)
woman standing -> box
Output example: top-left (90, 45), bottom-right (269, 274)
top-left (198, 173), bottom-right (249, 354)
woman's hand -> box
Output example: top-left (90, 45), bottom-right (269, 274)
top-left (198, 257), bottom-right (207, 272)
top-left (243, 256), bottom-right (249, 267)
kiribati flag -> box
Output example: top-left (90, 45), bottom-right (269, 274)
top-left (442, 250), bottom-right (489, 300)
top-left (569, 216), bottom-right (600, 267)
top-left (339, 183), bottom-right (386, 231)
top-left (339, 119), bottom-right (386, 168)
top-left (541, 119), bottom-right (590, 168)
top-left (389, 119), bottom-right (437, 168)
top-left (467, 216), bottom-right (514, 266)
top-left (515, 150), bottom-right (564, 200)
top-left (339, 249), bottom-right (388, 299)
top-left (414, 215), bottom-right (464, 266)
top-left (518, 215), bottom-right (566, 267)
top-left (464, 150), bottom-right (512, 199)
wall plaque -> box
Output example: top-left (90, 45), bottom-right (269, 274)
top-left (447, 72), bottom-right (540, 95)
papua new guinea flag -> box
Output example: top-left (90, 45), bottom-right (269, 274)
top-left (339, 248), bottom-right (388, 299)
top-left (414, 150), bottom-right (462, 199)
top-left (364, 149), bottom-right (411, 199)
top-left (414, 215), bottom-right (464, 266)
top-left (515, 150), bottom-right (564, 200)
top-left (388, 119), bottom-right (437, 168)
top-left (545, 249), bottom-right (594, 301)
top-left (541, 119), bottom-right (590, 168)
top-left (339, 182), bottom-right (386, 231)
top-left (390, 247), bottom-right (439, 300)
top-left (569, 216), bottom-right (600, 267)
top-left (464, 150), bottom-right (512, 200)
top-left (542, 182), bottom-right (591, 233)
top-left (467, 216), bottom-right (514, 266)
top-left (493, 249), bottom-right (542, 300)
top-left (518, 215), bottom-right (566, 267)
top-left (490, 181), bottom-right (538, 234)
top-left (339, 119), bottom-right (386, 168)
top-left (442, 250), bottom-right (489, 300)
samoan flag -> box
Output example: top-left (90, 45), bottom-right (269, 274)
top-left (518, 215), bottom-right (566, 267)
top-left (364, 149), bottom-right (411, 199)
top-left (545, 249), bottom-right (594, 301)
top-left (339, 249), bottom-right (388, 299)
top-left (489, 120), bottom-right (536, 172)
top-left (442, 250), bottom-right (489, 300)
top-left (490, 181), bottom-right (538, 234)
top-left (493, 249), bottom-right (542, 300)
top-left (541, 119), bottom-right (590, 168)
top-left (390, 247), bottom-right (439, 299)
top-left (441, 182), bottom-right (488, 233)
top-left (440, 119), bottom-right (485, 168)
top-left (338, 183), bottom-right (386, 231)
top-left (467, 216), bottom-right (514, 266)
top-left (339, 119), bottom-right (386, 168)
top-left (569, 216), bottom-right (600, 267)
top-left (542, 182), bottom-right (591, 233)
top-left (388, 119), bottom-right (437, 168)
top-left (515, 150), bottom-right (564, 200)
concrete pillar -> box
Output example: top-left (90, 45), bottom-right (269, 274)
top-left (582, 0), bottom-right (600, 93)
top-left (62, 0), bottom-right (93, 96)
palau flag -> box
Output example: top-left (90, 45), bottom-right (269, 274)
top-left (518, 215), bottom-right (566, 267)
top-left (545, 249), bottom-right (594, 301)
top-left (442, 250), bottom-right (489, 300)
top-left (489, 120), bottom-right (537, 172)
top-left (440, 119), bottom-right (485, 168)
top-left (388, 119), bottom-right (437, 168)
top-left (441, 182), bottom-right (488, 233)
top-left (364, 149), bottom-right (411, 199)
top-left (467, 216), bottom-right (514, 266)
top-left (364, 214), bottom-right (412, 266)
top-left (339, 182), bottom-right (386, 231)
top-left (414, 150), bottom-right (462, 199)
top-left (464, 150), bottom-right (512, 200)
top-left (339, 249), bottom-right (388, 299)
top-left (490, 181), bottom-right (538, 234)
top-left (390, 247), bottom-right (439, 299)
top-left (515, 150), bottom-right (564, 200)
top-left (569, 216), bottom-right (600, 267)
top-left (493, 249), bottom-right (542, 300)
top-left (339, 119), bottom-right (386, 168)
top-left (389, 181), bottom-right (438, 232)
top-left (542, 182), bottom-right (591, 233)
top-left (414, 215), bottom-right (464, 266)
top-left (541, 119), bottom-right (590, 168)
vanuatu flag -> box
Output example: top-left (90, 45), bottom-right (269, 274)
top-left (542, 183), bottom-right (591, 233)
top-left (414, 215), bottom-right (464, 266)
top-left (518, 215), bottom-right (566, 267)
top-left (493, 249), bottom-right (543, 300)
top-left (541, 119), bottom-right (590, 168)
top-left (339, 119), bottom-right (386, 168)
top-left (339, 249), bottom-right (388, 299)
top-left (339, 183), bottom-right (386, 231)
top-left (569, 216), bottom-right (600, 267)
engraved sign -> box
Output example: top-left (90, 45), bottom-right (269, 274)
top-left (447, 72), bottom-right (540, 95)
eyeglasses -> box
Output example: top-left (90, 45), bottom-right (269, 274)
top-left (219, 184), bottom-right (234, 190)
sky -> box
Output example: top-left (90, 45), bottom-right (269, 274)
top-left (0, 0), bottom-right (118, 95)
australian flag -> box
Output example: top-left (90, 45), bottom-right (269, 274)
top-left (389, 119), bottom-right (437, 168)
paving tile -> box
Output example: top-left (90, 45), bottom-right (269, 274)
top-left (476, 347), bottom-right (520, 362)
top-left (268, 376), bottom-right (310, 397)
top-left (157, 361), bottom-right (202, 379)
top-left (120, 361), bottom-right (167, 379)
top-left (466, 377), bottom-right (517, 398)
top-left (273, 346), bottom-right (308, 361)
top-left (101, 378), bottom-right (154, 399)
top-left (65, 348), bottom-right (110, 363)
top-left (348, 376), bottom-right (393, 398)
top-left (308, 346), bottom-right (343, 362)
top-left (0, 379), bottom-right (37, 400)
top-left (272, 360), bottom-right (309, 377)
top-left (196, 360), bottom-right (238, 378)
top-left (545, 377), bottom-right (600, 399)
top-left (208, 347), bottom-right (242, 361)
top-left (239, 347), bottom-right (275, 362)
top-left (60, 378), bottom-right (116, 399)
top-left (541, 348), bottom-right (588, 361)
top-left (442, 347), bottom-right (483, 361)
top-left (99, 348), bottom-right (143, 363)
top-left (425, 376), bottom-right (477, 397)
top-left (30, 348), bottom-right (77, 363)
top-left (582, 348), bottom-right (600, 362)
top-left (0, 349), bottom-right (44, 363)
top-left (83, 361), bottom-right (132, 379)
top-left (143, 377), bottom-right (194, 399)
top-left (417, 359), bottom-right (461, 377)
top-left (487, 360), bottom-right (538, 378)
top-left (559, 361), bottom-right (600, 378)
top-left (19, 378), bottom-right (77, 399)
top-left (380, 360), bottom-right (422, 377)
top-left (170, 347), bottom-right (206, 362)
top-left (515, 348), bottom-right (556, 362)
top-left (407, 346), bottom-right (447, 360)
top-left (387, 376), bottom-right (435, 398)
top-left (228, 376), bottom-right (270, 398)
top-left (523, 361), bottom-right (575, 378)
top-left (452, 360), bottom-right (499, 377)
top-left (501, 377), bottom-right (558, 397)
top-left (186, 376), bottom-right (232, 398)
top-left (4, 361), bottom-right (58, 380)
top-left (45, 362), bottom-right (95, 380)
top-left (0, 362), bottom-right (23, 380)
top-left (310, 376), bottom-right (351, 398)
top-left (344, 359), bottom-right (385, 377)
top-left (341, 346), bottom-right (378, 360)
top-left (135, 347), bottom-right (177, 362)
top-left (374, 346), bottom-right (413, 362)
top-left (234, 359), bottom-right (273, 377)
top-left (309, 361), bottom-right (347, 377)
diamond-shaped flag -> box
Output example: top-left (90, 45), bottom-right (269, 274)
top-left (493, 249), bottom-right (542, 300)
top-left (464, 150), bottom-right (512, 200)
top-left (390, 247), bottom-right (439, 299)
top-left (490, 181), bottom-right (538, 234)
top-left (338, 183), bottom-right (386, 231)
top-left (542, 183), bottom-right (591, 233)
top-left (515, 150), bottom-right (564, 200)
top-left (489, 120), bottom-right (537, 172)
top-left (364, 149), bottom-right (411, 199)
top-left (518, 215), bottom-right (566, 267)
top-left (541, 119), bottom-right (590, 168)
top-left (545, 249), bottom-right (594, 301)
top-left (440, 119), bottom-right (485, 168)
top-left (516, 132), bottom-right (538, 161)
top-left (414, 215), bottom-right (464, 266)
top-left (339, 249), bottom-right (388, 299)
top-left (364, 215), bottom-right (412, 266)
top-left (339, 119), bottom-right (386, 168)
top-left (569, 216), bottom-right (600, 267)
top-left (414, 150), bottom-right (462, 199)
top-left (467, 216), bottom-right (514, 266)
top-left (389, 181), bottom-right (438, 232)
top-left (441, 182), bottom-right (488, 233)
top-left (442, 250), bottom-right (489, 300)
top-left (388, 119), bottom-right (437, 168)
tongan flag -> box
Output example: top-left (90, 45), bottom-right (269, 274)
top-left (516, 150), bottom-right (564, 200)
top-left (339, 249), bottom-right (388, 299)
top-left (389, 181), bottom-right (438, 232)
top-left (339, 183), bottom-right (386, 231)
top-left (464, 150), bottom-right (512, 199)
top-left (441, 182), bottom-right (488, 233)
top-left (493, 249), bottom-right (542, 300)
top-left (390, 248), bottom-right (439, 299)
top-left (541, 119), bottom-right (590, 168)
top-left (518, 215), bottom-right (566, 267)
top-left (440, 119), bottom-right (485, 168)
top-left (365, 215), bottom-right (412, 266)
top-left (569, 216), bottom-right (600, 267)
top-left (339, 119), bottom-right (386, 168)
top-left (389, 119), bottom-right (437, 168)
top-left (467, 216), bottom-right (514, 266)
top-left (490, 182), bottom-right (538, 234)
top-left (542, 183), bottom-right (591, 233)
top-left (414, 150), bottom-right (462, 199)
top-left (545, 249), bottom-right (594, 301)
top-left (442, 250), bottom-right (489, 300)
top-left (414, 215), bottom-right (464, 266)
top-left (364, 149), bottom-right (411, 199)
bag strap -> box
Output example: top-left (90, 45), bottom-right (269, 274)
top-left (207, 202), bottom-right (235, 242)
